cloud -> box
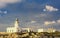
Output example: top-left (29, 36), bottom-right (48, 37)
top-left (4, 11), bottom-right (7, 14)
top-left (0, 10), bottom-right (7, 17)
top-left (0, 0), bottom-right (22, 8)
top-left (35, 14), bottom-right (47, 18)
top-left (0, 10), bottom-right (7, 14)
top-left (30, 21), bottom-right (36, 23)
top-left (44, 21), bottom-right (56, 25)
top-left (44, 19), bottom-right (60, 26)
top-left (57, 20), bottom-right (60, 23)
top-left (43, 5), bottom-right (58, 12)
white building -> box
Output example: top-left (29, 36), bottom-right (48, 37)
top-left (37, 29), bottom-right (45, 32)
top-left (21, 28), bottom-right (31, 32)
top-left (6, 18), bottom-right (21, 33)
top-left (47, 28), bottom-right (56, 33)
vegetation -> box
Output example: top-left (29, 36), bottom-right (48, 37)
top-left (0, 32), bottom-right (60, 38)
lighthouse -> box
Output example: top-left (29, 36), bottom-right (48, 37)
top-left (14, 18), bottom-right (19, 28)
top-left (6, 18), bottom-right (21, 33)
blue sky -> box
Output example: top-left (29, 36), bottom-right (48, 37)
top-left (0, 0), bottom-right (60, 31)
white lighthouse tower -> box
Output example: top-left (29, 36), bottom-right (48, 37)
top-left (6, 18), bottom-right (21, 33)
top-left (14, 18), bottom-right (19, 28)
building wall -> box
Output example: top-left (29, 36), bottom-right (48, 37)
top-left (47, 28), bottom-right (56, 33)
top-left (22, 28), bottom-right (31, 32)
top-left (6, 27), bottom-right (20, 33)
top-left (38, 29), bottom-right (44, 32)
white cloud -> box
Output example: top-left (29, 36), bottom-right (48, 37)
top-left (57, 20), bottom-right (60, 23)
top-left (44, 21), bottom-right (56, 25)
top-left (0, 0), bottom-right (22, 8)
top-left (44, 19), bottom-right (60, 25)
top-left (43, 5), bottom-right (58, 12)
top-left (0, 10), bottom-right (7, 14)
top-left (4, 11), bottom-right (7, 14)
top-left (35, 14), bottom-right (47, 18)
top-left (31, 21), bottom-right (36, 23)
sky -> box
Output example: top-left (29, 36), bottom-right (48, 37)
top-left (0, 0), bottom-right (60, 31)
